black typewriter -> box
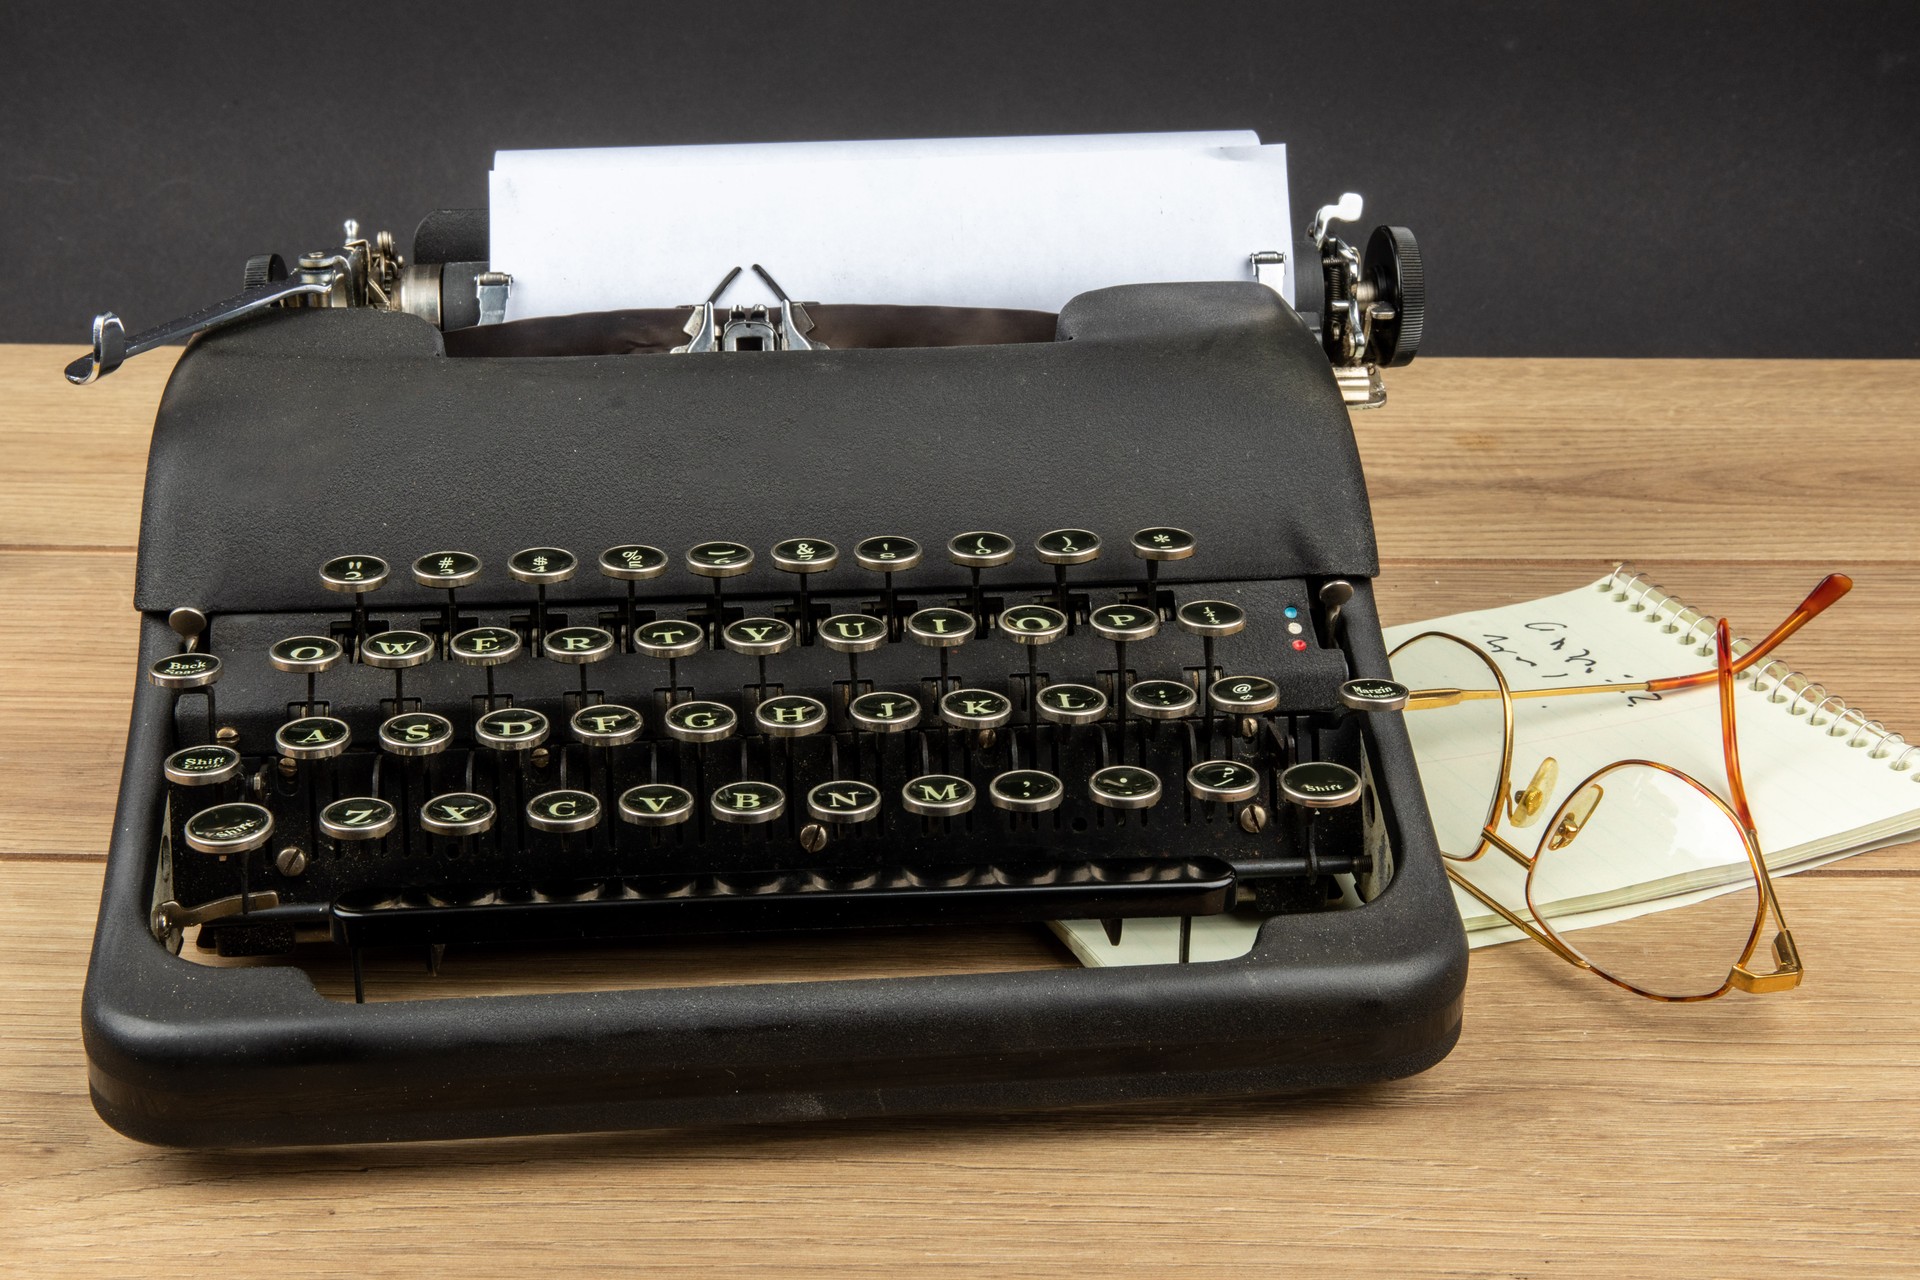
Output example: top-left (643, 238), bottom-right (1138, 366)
top-left (73, 194), bottom-right (1465, 1147)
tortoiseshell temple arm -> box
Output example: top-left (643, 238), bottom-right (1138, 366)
top-left (1644, 573), bottom-right (1852, 693)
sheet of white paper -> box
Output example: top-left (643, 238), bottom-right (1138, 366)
top-left (488, 132), bottom-right (1294, 319)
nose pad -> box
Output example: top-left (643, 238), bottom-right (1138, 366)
top-left (1509, 757), bottom-right (1560, 827)
top-left (1545, 781), bottom-right (1605, 851)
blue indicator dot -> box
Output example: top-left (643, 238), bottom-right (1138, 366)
top-left (1283, 606), bottom-right (1299, 619)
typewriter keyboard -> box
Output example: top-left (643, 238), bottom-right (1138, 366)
top-left (149, 528), bottom-right (1378, 992)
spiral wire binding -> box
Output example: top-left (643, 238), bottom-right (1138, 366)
top-left (1606, 563), bottom-right (1912, 775)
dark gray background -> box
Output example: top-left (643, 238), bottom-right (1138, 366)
top-left (4, 2), bottom-right (1915, 355)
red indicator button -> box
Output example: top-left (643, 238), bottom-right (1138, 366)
top-left (1291, 638), bottom-right (1309, 652)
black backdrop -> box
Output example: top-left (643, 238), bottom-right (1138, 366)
top-left (4, 1), bottom-right (1915, 355)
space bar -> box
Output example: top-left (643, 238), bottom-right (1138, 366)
top-left (331, 856), bottom-right (1236, 947)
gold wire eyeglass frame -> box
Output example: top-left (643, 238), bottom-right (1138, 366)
top-left (1385, 573), bottom-right (1851, 1001)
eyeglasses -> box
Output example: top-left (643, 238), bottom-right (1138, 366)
top-left (1385, 574), bottom-right (1851, 1001)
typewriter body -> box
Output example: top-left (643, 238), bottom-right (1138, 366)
top-left (76, 187), bottom-right (1465, 1147)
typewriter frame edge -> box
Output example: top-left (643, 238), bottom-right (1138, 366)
top-left (82, 584), bottom-right (1467, 1149)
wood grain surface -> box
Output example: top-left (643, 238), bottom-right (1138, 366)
top-left (2, 346), bottom-right (1916, 1277)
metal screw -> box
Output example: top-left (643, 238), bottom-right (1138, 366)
top-left (799, 823), bottom-right (829, 853)
top-left (216, 726), bottom-right (240, 744)
top-left (1238, 803), bottom-right (1270, 834)
top-left (275, 846), bottom-right (308, 876)
top-left (530, 747), bottom-right (551, 769)
top-left (1239, 716), bottom-right (1259, 740)
top-left (277, 756), bottom-right (298, 777)
top-left (975, 729), bottom-right (997, 750)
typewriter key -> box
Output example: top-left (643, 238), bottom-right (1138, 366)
top-left (319, 554), bottom-right (389, 651)
top-left (989, 769), bottom-right (1065, 814)
top-left (275, 715), bottom-right (351, 761)
top-left (1125, 679), bottom-right (1197, 720)
top-left (723, 616), bottom-right (796, 695)
top-left (1130, 527), bottom-right (1195, 605)
top-left (413, 551), bottom-right (483, 648)
top-left (807, 779), bottom-right (882, 824)
top-left (1088, 764), bottom-right (1162, 810)
top-left (1187, 759), bottom-right (1261, 804)
top-left (849, 691), bottom-right (921, 733)
top-left (183, 802), bottom-right (274, 855)
top-left (319, 797), bottom-right (398, 842)
top-left (164, 744), bottom-right (241, 787)
top-left (939, 688), bottom-right (1013, 731)
top-left (947, 531), bottom-right (1015, 623)
top-left (901, 773), bottom-right (975, 818)
top-left (379, 711), bottom-right (455, 757)
top-left (360, 628), bottom-right (435, 707)
top-left (854, 535), bottom-right (922, 625)
top-left (662, 699), bottom-right (737, 744)
top-left (756, 694), bottom-right (828, 738)
top-left (148, 651), bottom-right (221, 690)
top-left (448, 625), bottom-right (521, 706)
top-left (544, 625), bottom-right (616, 695)
top-left (1338, 677), bottom-right (1411, 712)
top-left (712, 780), bottom-right (786, 824)
top-left (526, 789), bottom-right (601, 834)
top-left (570, 703), bottom-right (643, 747)
top-left (1089, 602), bottom-right (1158, 711)
top-left (1034, 528), bottom-right (1101, 608)
top-left (269, 635), bottom-right (344, 713)
top-left (1001, 604), bottom-right (1067, 645)
top-left (619, 783), bottom-right (695, 827)
top-left (1035, 682), bottom-right (1108, 726)
top-left (599, 543), bottom-right (668, 648)
top-left (820, 613), bottom-right (888, 696)
top-left (1178, 600), bottom-right (1247, 708)
top-left (687, 540), bottom-right (754, 626)
top-left (420, 791), bottom-right (496, 837)
top-left (475, 707), bottom-right (550, 751)
top-left (1208, 675), bottom-right (1280, 715)
top-left (633, 618), bottom-right (706, 702)
top-left (906, 606), bottom-right (975, 693)
top-left (772, 538), bottom-right (838, 624)
top-left (1279, 760), bottom-right (1363, 809)
top-left (508, 546), bottom-right (577, 651)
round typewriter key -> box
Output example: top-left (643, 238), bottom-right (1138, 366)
top-left (1176, 599), bottom-right (1246, 638)
top-left (1000, 604), bottom-right (1067, 645)
top-left (947, 531), bottom-right (1016, 568)
top-left (570, 703), bottom-right (643, 747)
top-left (662, 699), bottom-right (737, 744)
top-left (854, 535), bottom-right (923, 572)
top-left (1088, 603), bottom-right (1159, 643)
top-left (508, 546), bottom-right (576, 585)
top-left (449, 625), bottom-right (522, 666)
top-left (268, 635), bottom-right (344, 674)
top-left (1187, 759), bottom-right (1261, 803)
top-left (319, 796), bottom-right (398, 841)
top-left (320, 554), bottom-right (390, 594)
top-left (849, 691), bottom-right (921, 733)
top-left (906, 607), bottom-right (975, 647)
top-left (989, 769), bottom-right (1065, 813)
top-left (359, 630), bottom-right (435, 668)
top-left (148, 651), bottom-right (221, 690)
top-left (475, 707), bottom-right (550, 751)
top-left (807, 779), bottom-right (882, 824)
top-left (1131, 527), bottom-right (1196, 562)
top-left (526, 789), bottom-right (600, 834)
top-left (1036, 682), bottom-right (1108, 725)
top-left (1089, 764), bottom-right (1162, 810)
top-left (939, 688), bottom-right (1013, 730)
top-left (1338, 677), bottom-right (1411, 712)
top-left (421, 791), bottom-right (496, 837)
top-left (1209, 675), bottom-right (1280, 714)
top-left (412, 550), bottom-right (482, 589)
top-left (722, 616), bottom-right (796, 657)
top-left (1279, 760), bottom-right (1363, 809)
top-left (755, 694), bottom-right (828, 738)
top-left (619, 783), bottom-right (695, 827)
top-left (771, 538), bottom-right (839, 573)
top-left (599, 544), bottom-right (668, 581)
top-left (1035, 528), bottom-right (1101, 565)
top-left (183, 802), bottom-right (274, 855)
top-left (1125, 679), bottom-right (1197, 720)
top-left (163, 744), bottom-right (241, 786)
top-left (542, 626), bottom-right (616, 663)
top-left (686, 540), bottom-right (755, 577)
top-left (901, 773), bottom-right (976, 817)
top-left (711, 780), bottom-right (786, 824)
top-left (632, 618), bottom-right (706, 659)
top-left (819, 613), bottom-right (888, 652)
top-left (379, 711), bottom-right (454, 757)
top-left (276, 715), bottom-right (351, 760)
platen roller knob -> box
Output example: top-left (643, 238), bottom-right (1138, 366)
top-left (1363, 225), bottom-right (1424, 367)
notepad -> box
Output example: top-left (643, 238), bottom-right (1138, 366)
top-left (1055, 567), bottom-right (1920, 965)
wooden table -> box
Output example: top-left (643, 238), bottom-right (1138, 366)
top-left (3, 349), bottom-right (1915, 1277)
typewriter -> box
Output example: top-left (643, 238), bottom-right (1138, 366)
top-left (72, 171), bottom-right (1465, 1147)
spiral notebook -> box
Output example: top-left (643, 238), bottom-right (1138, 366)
top-left (1055, 565), bottom-right (1920, 965)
